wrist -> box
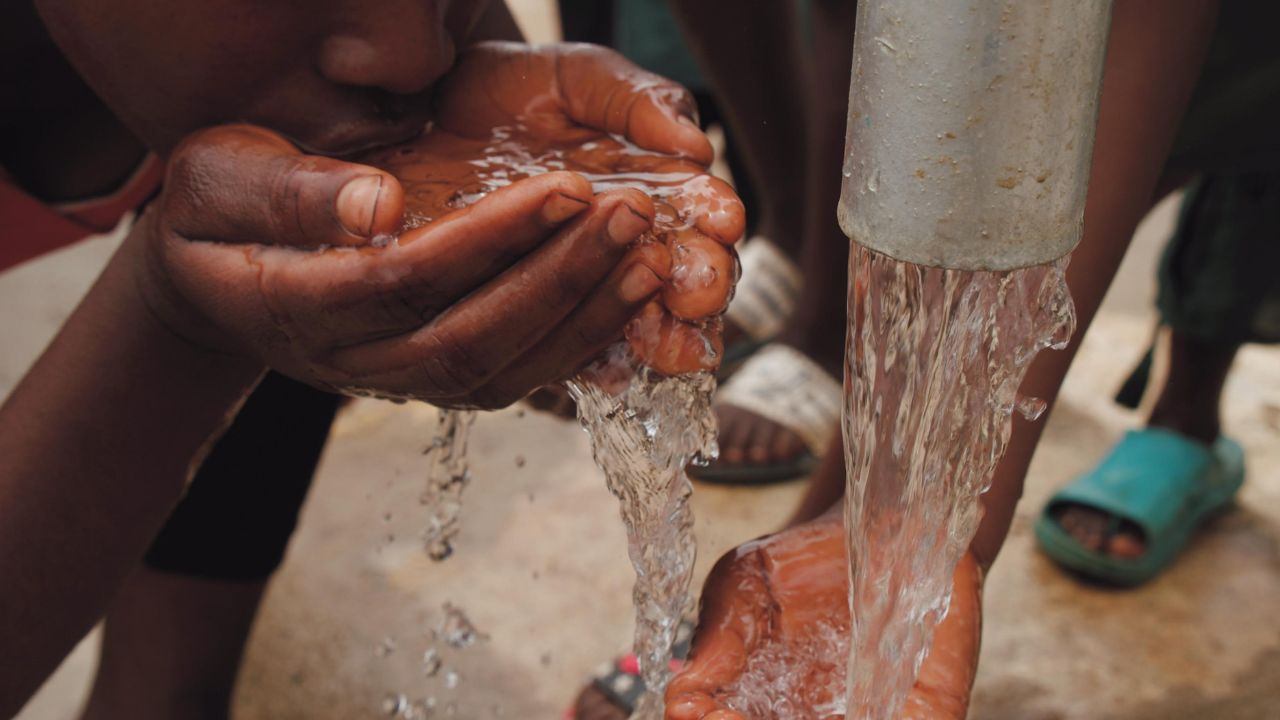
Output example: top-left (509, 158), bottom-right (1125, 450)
top-left (125, 210), bottom-right (265, 370)
top-left (113, 222), bottom-right (266, 388)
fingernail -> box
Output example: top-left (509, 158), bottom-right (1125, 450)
top-left (607, 204), bottom-right (651, 245)
top-left (336, 174), bottom-right (383, 237)
top-left (678, 115), bottom-right (699, 128)
top-left (541, 191), bottom-right (590, 225)
top-left (619, 263), bottom-right (663, 303)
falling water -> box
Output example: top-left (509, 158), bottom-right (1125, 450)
top-left (362, 123), bottom-right (733, 718)
top-left (421, 409), bottom-right (477, 562)
top-left (842, 244), bottom-right (1075, 718)
top-left (567, 357), bottom-right (717, 720)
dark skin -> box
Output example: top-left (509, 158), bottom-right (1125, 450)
top-left (660, 3), bottom-right (1221, 719)
top-left (0, 0), bottom-right (734, 713)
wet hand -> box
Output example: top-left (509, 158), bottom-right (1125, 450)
top-left (434, 42), bottom-right (744, 376)
top-left (665, 515), bottom-right (981, 720)
top-left (435, 41), bottom-right (714, 166)
top-left (137, 124), bottom-right (666, 408)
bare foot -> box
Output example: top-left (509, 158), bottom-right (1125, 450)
top-left (714, 404), bottom-right (806, 467)
top-left (1051, 505), bottom-right (1146, 559)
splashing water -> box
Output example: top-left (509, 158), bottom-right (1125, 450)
top-left (568, 360), bottom-right (717, 719)
top-left (362, 124), bottom-right (735, 718)
top-left (723, 621), bottom-right (850, 719)
top-left (842, 244), bottom-right (1075, 718)
top-left (421, 410), bottom-right (476, 562)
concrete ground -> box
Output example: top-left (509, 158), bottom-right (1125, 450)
top-left (8, 3), bottom-right (1280, 719)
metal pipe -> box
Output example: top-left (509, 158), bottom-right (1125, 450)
top-left (838, 1), bottom-right (1113, 271)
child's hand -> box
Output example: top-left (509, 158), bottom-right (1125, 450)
top-left (137, 124), bottom-right (662, 408)
top-left (435, 41), bottom-right (715, 167)
top-left (430, 42), bottom-right (746, 376)
top-left (666, 516), bottom-right (981, 720)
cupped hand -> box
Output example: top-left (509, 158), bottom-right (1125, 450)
top-left (432, 41), bottom-right (745, 377)
top-left (435, 41), bottom-right (714, 166)
top-left (666, 515), bottom-right (981, 720)
top-left (138, 124), bottom-right (668, 408)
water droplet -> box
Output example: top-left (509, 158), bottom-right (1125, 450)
top-left (874, 36), bottom-right (898, 53)
top-left (444, 670), bottom-right (460, 690)
top-left (426, 538), bottom-right (453, 561)
top-left (375, 636), bottom-right (397, 658)
top-left (421, 647), bottom-right (442, 676)
top-left (1015, 395), bottom-right (1048, 421)
top-left (439, 602), bottom-right (486, 648)
top-left (866, 168), bottom-right (881, 193)
top-left (382, 693), bottom-right (407, 716)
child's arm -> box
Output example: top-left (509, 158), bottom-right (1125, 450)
top-left (0, 44), bottom-right (726, 709)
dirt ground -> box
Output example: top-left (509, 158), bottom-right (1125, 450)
top-left (8, 2), bottom-right (1280, 719)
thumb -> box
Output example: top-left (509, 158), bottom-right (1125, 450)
top-left (162, 124), bottom-right (405, 248)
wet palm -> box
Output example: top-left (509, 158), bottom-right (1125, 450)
top-left (666, 515), bottom-right (981, 720)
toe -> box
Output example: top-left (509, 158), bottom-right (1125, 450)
top-left (1106, 521), bottom-right (1146, 559)
top-left (716, 407), bottom-right (754, 464)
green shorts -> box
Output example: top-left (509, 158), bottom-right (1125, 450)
top-left (1158, 4), bottom-right (1280, 344)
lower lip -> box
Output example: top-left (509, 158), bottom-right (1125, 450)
top-left (299, 118), bottom-right (428, 157)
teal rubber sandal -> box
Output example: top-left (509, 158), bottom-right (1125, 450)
top-left (1034, 428), bottom-right (1245, 586)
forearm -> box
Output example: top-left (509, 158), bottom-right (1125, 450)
top-left (0, 231), bottom-right (262, 713)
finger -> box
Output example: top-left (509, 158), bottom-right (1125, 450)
top-left (188, 171), bottom-right (595, 347)
top-left (162, 124), bottom-right (404, 248)
top-left (666, 547), bottom-right (771, 705)
top-left (324, 188), bottom-right (656, 401)
top-left (667, 175), bottom-right (747, 245)
top-left (626, 304), bottom-right (724, 375)
top-left (663, 229), bottom-right (738, 321)
top-left (557, 44), bottom-right (715, 164)
top-left (463, 249), bottom-right (670, 408)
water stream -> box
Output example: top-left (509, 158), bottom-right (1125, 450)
top-left (842, 244), bottom-right (1075, 718)
top-left (568, 360), bottom-right (717, 719)
top-left (420, 410), bottom-right (477, 562)
top-left (363, 124), bottom-right (733, 718)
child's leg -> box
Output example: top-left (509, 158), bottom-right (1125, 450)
top-left (79, 373), bottom-right (339, 720)
top-left (792, 0), bottom-right (1222, 571)
top-left (679, 0), bottom-right (855, 471)
top-left (1051, 332), bottom-right (1238, 559)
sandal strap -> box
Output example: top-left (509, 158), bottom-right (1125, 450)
top-left (1046, 428), bottom-right (1240, 540)
top-left (717, 344), bottom-right (842, 454)
top-left (724, 236), bottom-right (802, 342)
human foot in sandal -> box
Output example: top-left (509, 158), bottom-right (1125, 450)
top-left (1035, 427), bottom-right (1245, 585)
top-left (692, 343), bottom-right (842, 485)
top-left (1038, 331), bottom-right (1245, 582)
